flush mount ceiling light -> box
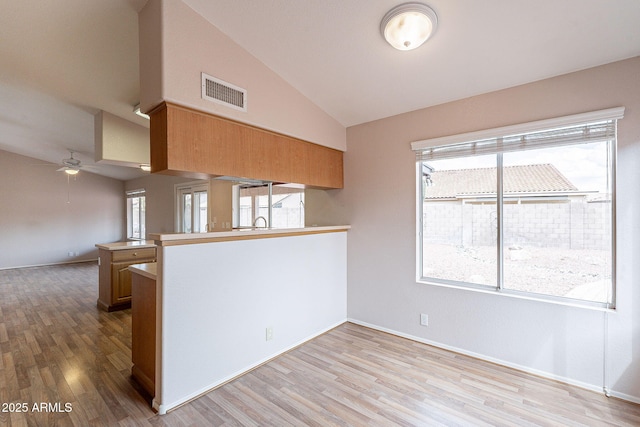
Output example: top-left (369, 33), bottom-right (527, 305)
top-left (380, 2), bottom-right (438, 51)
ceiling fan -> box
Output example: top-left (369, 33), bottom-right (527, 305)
top-left (31, 149), bottom-right (103, 177)
top-left (57, 150), bottom-right (82, 175)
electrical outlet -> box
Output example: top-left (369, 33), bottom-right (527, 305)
top-left (420, 313), bottom-right (429, 326)
top-left (266, 327), bottom-right (273, 341)
top-left (67, 251), bottom-right (74, 257)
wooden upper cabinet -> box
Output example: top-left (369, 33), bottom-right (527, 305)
top-left (149, 102), bottom-right (344, 189)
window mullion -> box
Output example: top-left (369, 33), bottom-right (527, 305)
top-left (191, 191), bottom-right (196, 232)
top-left (267, 182), bottom-right (273, 228)
top-left (497, 152), bottom-right (504, 291)
top-left (137, 199), bottom-right (141, 239)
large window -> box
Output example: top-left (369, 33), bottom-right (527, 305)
top-left (413, 108), bottom-right (623, 308)
top-left (126, 189), bottom-right (146, 240)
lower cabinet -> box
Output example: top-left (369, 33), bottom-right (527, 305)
top-left (97, 247), bottom-right (156, 311)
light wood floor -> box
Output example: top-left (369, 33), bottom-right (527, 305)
top-left (1, 262), bottom-right (639, 426)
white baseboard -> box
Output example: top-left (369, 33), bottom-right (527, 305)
top-left (0, 259), bottom-right (97, 270)
top-left (607, 389), bottom-right (640, 405)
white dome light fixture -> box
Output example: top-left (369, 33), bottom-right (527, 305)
top-left (381, 3), bottom-right (438, 51)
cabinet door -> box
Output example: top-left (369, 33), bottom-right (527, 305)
top-left (112, 262), bottom-right (134, 304)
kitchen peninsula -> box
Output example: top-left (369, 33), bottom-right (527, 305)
top-left (95, 240), bottom-right (156, 311)
top-left (143, 226), bottom-right (349, 414)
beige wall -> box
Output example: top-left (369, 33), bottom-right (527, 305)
top-left (125, 173), bottom-right (194, 237)
top-left (209, 180), bottom-right (233, 231)
top-left (138, 0), bottom-right (346, 151)
top-left (0, 150), bottom-right (124, 269)
top-left (339, 57), bottom-right (640, 402)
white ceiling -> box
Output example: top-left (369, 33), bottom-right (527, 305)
top-left (0, 0), bottom-right (148, 180)
top-left (1, 0), bottom-right (639, 180)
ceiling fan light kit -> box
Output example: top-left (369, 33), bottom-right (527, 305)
top-left (64, 168), bottom-right (79, 175)
top-left (57, 150), bottom-right (83, 175)
top-left (381, 2), bottom-right (438, 51)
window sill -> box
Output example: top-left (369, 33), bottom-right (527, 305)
top-left (417, 278), bottom-right (614, 312)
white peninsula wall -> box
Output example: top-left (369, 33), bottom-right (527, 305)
top-left (151, 227), bottom-right (348, 413)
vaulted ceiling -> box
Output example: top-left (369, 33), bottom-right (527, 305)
top-left (1, 0), bottom-right (639, 180)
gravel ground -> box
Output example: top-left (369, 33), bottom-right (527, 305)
top-left (423, 244), bottom-right (610, 299)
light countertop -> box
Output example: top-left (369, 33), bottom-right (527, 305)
top-left (95, 240), bottom-right (156, 251)
top-left (128, 262), bottom-right (157, 280)
top-left (149, 225), bottom-right (350, 246)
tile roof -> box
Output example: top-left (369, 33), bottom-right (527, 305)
top-left (424, 164), bottom-right (579, 199)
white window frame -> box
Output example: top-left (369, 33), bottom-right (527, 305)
top-left (232, 182), bottom-right (306, 229)
top-left (175, 181), bottom-right (210, 233)
top-left (412, 107), bottom-right (624, 309)
top-left (126, 189), bottom-right (146, 240)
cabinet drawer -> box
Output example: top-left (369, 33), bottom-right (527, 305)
top-left (112, 247), bottom-right (156, 262)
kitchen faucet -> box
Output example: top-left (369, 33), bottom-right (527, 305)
top-left (253, 216), bottom-right (267, 228)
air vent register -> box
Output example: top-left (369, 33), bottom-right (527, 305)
top-left (201, 73), bottom-right (247, 112)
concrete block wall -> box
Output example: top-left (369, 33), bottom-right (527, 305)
top-left (424, 199), bottom-right (610, 250)
top-left (423, 203), bottom-right (463, 244)
top-left (584, 202), bottom-right (612, 250)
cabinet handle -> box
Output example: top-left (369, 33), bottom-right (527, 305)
top-left (133, 252), bottom-right (138, 256)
